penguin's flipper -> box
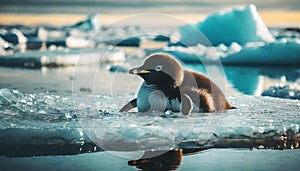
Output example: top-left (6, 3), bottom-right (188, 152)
top-left (181, 93), bottom-right (193, 115)
top-left (119, 98), bottom-right (137, 112)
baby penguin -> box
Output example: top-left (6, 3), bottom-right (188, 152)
top-left (120, 53), bottom-right (235, 115)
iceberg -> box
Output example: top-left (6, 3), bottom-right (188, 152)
top-left (176, 4), bottom-right (275, 46)
top-left (68, 13), bottom-right (100, 31)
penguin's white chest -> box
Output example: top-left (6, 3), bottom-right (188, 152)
top-left (137, 82), bottom-right (181, 112)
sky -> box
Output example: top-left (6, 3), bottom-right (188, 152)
top-left (0, 0), bottom-right (299, 14)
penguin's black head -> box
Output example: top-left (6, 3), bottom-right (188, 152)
top-left (129, 53), bottom-right (184, 87)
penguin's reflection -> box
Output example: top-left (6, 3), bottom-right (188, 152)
top-left (128, 149), bottom-right (182, 171)
top-left (128, 148), bottom-right (207, 171)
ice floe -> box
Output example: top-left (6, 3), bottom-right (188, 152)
top-left (0, 88), bottom-right (299, 154)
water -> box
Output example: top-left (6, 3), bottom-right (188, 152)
top-left (1, 149), bottom-right (300, 171)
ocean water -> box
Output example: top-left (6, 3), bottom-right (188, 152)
top-left (1, 149), bottom-right (300, 171)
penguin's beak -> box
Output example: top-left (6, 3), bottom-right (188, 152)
top-left (129, 68), bottom-right (151, 75)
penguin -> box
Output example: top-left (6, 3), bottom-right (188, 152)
top-left (120, 53), bottom-right (235, 115)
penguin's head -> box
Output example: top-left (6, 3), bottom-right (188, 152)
top-left (129, 53), bottom-right (184, 87)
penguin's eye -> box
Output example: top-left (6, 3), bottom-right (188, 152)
top-left (155, 65), bottom-right (163, 71)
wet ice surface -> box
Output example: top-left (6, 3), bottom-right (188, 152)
top-left (1, 88), bottom-right (299, 156)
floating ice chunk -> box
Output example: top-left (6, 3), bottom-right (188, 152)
top-left (154, 35), bottom-right (170, 42)
top-left (177, 4), bottom-right (275, 46)
top-left (70, 13), bottom-right (100, 31)
top-left (66, 36), bottom-right (95, 48)
top-left (37, 27), bottom-right (48, 41)
top-left (230, 42), bottom-right (242, 52)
